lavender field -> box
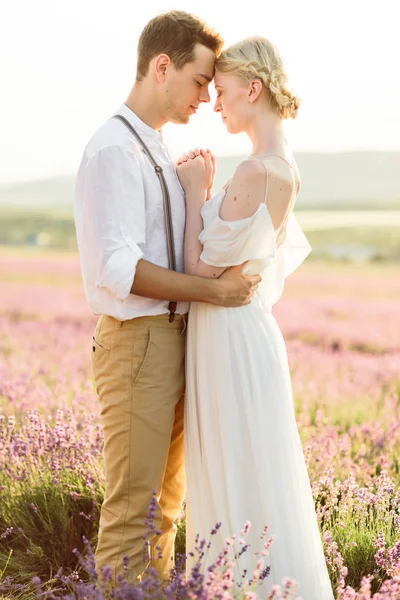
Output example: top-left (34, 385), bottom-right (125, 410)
top-left (1, 249), bottom-right (400, 599)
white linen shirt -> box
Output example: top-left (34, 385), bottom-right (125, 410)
top-left (74, 104), bottom-right (189, 320)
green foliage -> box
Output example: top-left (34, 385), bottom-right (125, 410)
top-left (0, 471), bottom-right (102, 584)
top-left (0, 209), bottom-right (77, 251)
top-left (1, 207), bottom-right (400, 261)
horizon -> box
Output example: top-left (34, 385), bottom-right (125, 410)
top-left (1, 149), bottom-right (400, 188)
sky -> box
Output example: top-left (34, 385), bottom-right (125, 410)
top-left (1, 0), bottom-right (399, 184)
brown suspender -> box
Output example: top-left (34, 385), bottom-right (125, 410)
top-left (112, 114), bottom-right (177, 322)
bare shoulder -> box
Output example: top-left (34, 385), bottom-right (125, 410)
top-left (233, 158), bottom-right (266, 180)
top-left (220, 159), bottom-right (267, 221)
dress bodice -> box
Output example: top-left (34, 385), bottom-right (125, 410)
top-left (198, 187), bottom-right (311, 309)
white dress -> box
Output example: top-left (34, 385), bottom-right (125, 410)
top-left (184, 160), bottom-right (335, 599)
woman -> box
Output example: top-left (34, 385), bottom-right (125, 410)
top-left (177, 37), bottom-right (334, 599)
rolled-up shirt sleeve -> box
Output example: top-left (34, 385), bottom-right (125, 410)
top-left (82, 145), bottom-right (145, 301)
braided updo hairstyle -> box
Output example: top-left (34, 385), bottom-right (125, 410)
top-left (216, 36), bottom-right (300, 120)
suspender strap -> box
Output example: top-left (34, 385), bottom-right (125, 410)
top-left (112, 114), bottom-right (177, 322)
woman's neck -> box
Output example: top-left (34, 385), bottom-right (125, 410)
top-left (247, 111), bottom-right (287, 157)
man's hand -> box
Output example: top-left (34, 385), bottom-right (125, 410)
top-left (212, 263), bottom-right (261, 307)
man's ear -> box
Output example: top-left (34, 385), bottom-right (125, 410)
top-left (154, 54), bottom-right (171, 82)
top-left (248, 79), bottom-right (263, 102)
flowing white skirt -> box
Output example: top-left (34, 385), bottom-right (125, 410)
top-left (184, 301), bottom-right (335, 599)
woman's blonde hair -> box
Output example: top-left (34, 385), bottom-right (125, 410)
top-left (216, 36), bottom-right (300, 119)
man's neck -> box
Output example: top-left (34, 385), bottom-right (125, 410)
top-left (125, 85), bottom-right (165, 132)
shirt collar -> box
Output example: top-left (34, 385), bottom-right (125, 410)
top-left (117, 104), bottom-right (164, 142)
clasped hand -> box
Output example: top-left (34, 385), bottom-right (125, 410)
top-left (176, 148), bottom-right (216, 201)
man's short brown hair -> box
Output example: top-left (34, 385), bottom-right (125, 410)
top-left (136, 10), bottom-right (224, 81)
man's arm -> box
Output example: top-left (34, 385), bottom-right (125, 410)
top-left (83, 145), bottom-right (146, 301)
top-left (131, 259), bottom-right (260, 307)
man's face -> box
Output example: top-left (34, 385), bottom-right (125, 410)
top-left (163, 43), bottom-right (215, 124)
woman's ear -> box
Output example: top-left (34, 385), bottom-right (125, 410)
top-left (248, 79), bottom-right (263, 102)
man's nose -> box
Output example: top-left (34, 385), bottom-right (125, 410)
top-left (200, 87), bottom-right (211, 103)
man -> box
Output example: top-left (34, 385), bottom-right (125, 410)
top-left (74, 10), bottom-right (260, 585)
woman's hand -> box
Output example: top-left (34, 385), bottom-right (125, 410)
top-left (203, 148), bottom-right (216, 201)
top-left (177, 150), bottom-right (208, 200)
top-left (177, 148), bottom-right (215, 200)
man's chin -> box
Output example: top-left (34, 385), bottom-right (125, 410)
top-left (170, 113), bottom-right (190, 125)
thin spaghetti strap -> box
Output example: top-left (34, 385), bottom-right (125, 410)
top-left (223, 178), bottom-right (232, 192)
top-left (249, 156), bottom-right (269, 205)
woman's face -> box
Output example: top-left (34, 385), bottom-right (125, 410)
top-left (213, 71), bottom-right (253, 134)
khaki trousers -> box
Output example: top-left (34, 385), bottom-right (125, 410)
top-left (92, 313), bottom-right (187, 584)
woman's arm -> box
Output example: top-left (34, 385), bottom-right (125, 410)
top-left (183, 187), bottom-right (227, 278)
top-left (177, 150), bottom-right (227, 278)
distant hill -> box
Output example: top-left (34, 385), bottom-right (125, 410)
top-left (213, 152), bottom-right (400, 209)
top-left (0, 176), bottom-right (75, 212)
top-left (1, 152), bottom-right (399, 210)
